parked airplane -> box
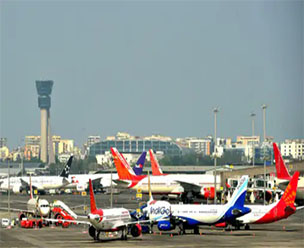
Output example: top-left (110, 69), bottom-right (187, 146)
top-left (0, 156), bottom-right (74, 193)
top-left (273, 142), bottom-right (304, 205)
top-left (232, 171), bottom-right (301, 230)
top-left (0, 175), bottom-right (51, 220)
top-left (143, 173), bottom-right (250, 234)
top-left (46, 179), bottom-right (148, 241)
top-left (111, 147), bottom-right (220, 202)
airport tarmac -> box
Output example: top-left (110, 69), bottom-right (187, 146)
top-left (0, 193), bottom-right (303, 247)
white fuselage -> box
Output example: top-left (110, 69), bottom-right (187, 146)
top-left (125, 174), bottom-right (221, 195)
top-left (237, 203), bottom-right (276, 224)
top-left (88, 208), bottom-right (131, 231)
top-left (0, 176), bottom-right (67, 191)
top-left (171, 204), bottom-right (228, 224)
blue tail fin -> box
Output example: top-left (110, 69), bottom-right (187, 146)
top-left (227, 175), bottom-right (249, 209)
top-left (133, 152), bottom-right (146, 176)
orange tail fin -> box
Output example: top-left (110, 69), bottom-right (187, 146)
top-left (89, 179), bottom-right (97, 213)
top-left (273, 143), bottom-right (291, 180)
top-left (280, 171), bottom-right (299, 207)
top-left (110, 147), bottom-right (139, 181)
top-left (149, 149), bottom-right (163, 176)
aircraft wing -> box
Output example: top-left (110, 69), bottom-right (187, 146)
top-left (0, 207), bottom-right (35, 214)
top-left (112, 219), bottom-right (151, 228)
top-left (43, 218), bottom-right (91, 225)
top-left (20, 178), bottom-right (39, 190)
top-left (296, 206), bottom-right (304, 210)
top-left (175, 180), bottom-right (202, 193)
top-left (112, 179), bottom-right (130, 187)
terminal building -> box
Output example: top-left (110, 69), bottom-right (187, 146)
top-left (89, 139), bottom-right (183, 157)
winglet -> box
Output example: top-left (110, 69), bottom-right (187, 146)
top-left (60, 156), bottom-right (73, 178)
top-left (273, 143), bottom-right (291, 180)
top-left (227, 175), bottom-right (249, 208)
top-left (89, 179), bottom-right (97, 213)
top-left (280, 171), bottom-right (299, 207)
top-left (149, 149), bottom-right (163, 175)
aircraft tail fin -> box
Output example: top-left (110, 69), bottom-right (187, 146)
top-left (133, 152), bottom-right (147, 176)
top-left (279, 171), bottom-right (299, 207)
top-left (60, 156), bottom-right (73, 178)
top-left (227, 175), bottom-right (249, 208)
top-left (110, 147), bottom-right (139, 180)
top-left (149, 149), bottom-right (163, 175)
top-left (89, 179), bottom-right (97, 213)
top-left (273, 143), bottom-right (291, 180)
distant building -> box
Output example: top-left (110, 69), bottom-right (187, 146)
top-left (0, 138), bottom-right (7, 148)
top-left (87, 136), bottom-right (101, 147)
top-left (89, 139), bottom-right (182, 157)
top-left (24, 135), bottom-right (74, 160)
top-left (0, 146), bottom-right (9, 160)
top-left (281, 139), bottom-right (304, 160)
top-left (176, 137), bottom-right (212, 155)
top-left (58, 139), bottom-right (74, 154)
top-left (236, 136), bottom-right (260, 146)
top-left (24, 136), bottom-right (41, 160)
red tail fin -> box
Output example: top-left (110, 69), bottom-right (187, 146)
top-left (280, 171), bottom-right (299, 207)
top-left (273, 143), bottom-right (292, 180)
top-left (149, 149), bottom-right (163, 176)
top-left (110, 147), bottom-right (144, 181)
top-left (89, 179), bottom-right (97, 213)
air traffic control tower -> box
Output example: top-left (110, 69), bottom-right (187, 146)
top-left (36, 80), bottom-right (55, 164)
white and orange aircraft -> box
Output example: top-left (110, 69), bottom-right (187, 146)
top-left (111, 147), bottom-right (220, 201)
top-left (46, 179), bottom-right (147, 241)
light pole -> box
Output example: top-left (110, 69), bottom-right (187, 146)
top-left (213, 107), bottom-right (219, 204)
top-left (250, 112), bottom-right (256, 167)
top-left (262, 104), bottom-right (267, 205)
top-left (7, 159), bottom-right (11, 220)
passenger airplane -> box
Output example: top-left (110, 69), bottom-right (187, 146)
top-left (232, 171), bottom-right (301, 230)
top-left (46, 179), bottom-right (148, 241)
top-left (143, 174), bottom-right (251, 234)
top-left (273, 143), bottom-right (304, 205)
top-left (0, 175), bottom-right (51, 220)
top-left (0, 156), bottom-right (74, 193)
top-left (111, 147), bottom-right (220, 202)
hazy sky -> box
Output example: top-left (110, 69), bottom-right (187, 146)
top-left (1, 0), bottom-right (303, 148)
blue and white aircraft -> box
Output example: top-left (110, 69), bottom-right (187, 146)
top-left (143, 175), bottom-right (251, 234)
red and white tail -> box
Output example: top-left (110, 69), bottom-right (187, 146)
top-left (110, 147), bottom-right (144, 181)
top-left (89, 179), bottom-right (97, 213)
top-left (149, 149), bottom-right (163, 176)
top-left (273, 143), bottom-right (292, 180)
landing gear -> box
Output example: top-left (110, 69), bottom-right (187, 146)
top-left (178, 223), bottom-right (186, 235)
top-left (193, 226), bottom-right (199, 235)
top-left (121, 227), bottom-right (128, 240)
top-left (96, 231), bottom-right (101, 240)
top-left (245, 224), bottom-right (250, 230)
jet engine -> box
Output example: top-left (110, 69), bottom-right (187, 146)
top-left (12, 184), bottom-right (22, 193)
top-left (130, 223), bottom-right (142, 237)
top-left (157, 220), bottom-right (176, 231)
top-left (89, 225), bottom-right (96, 239)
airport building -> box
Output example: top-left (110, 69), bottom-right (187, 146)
top-left (89, 139), bottom-right (183, 157)
top-left (280, 139), bottom-right (304, 160)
